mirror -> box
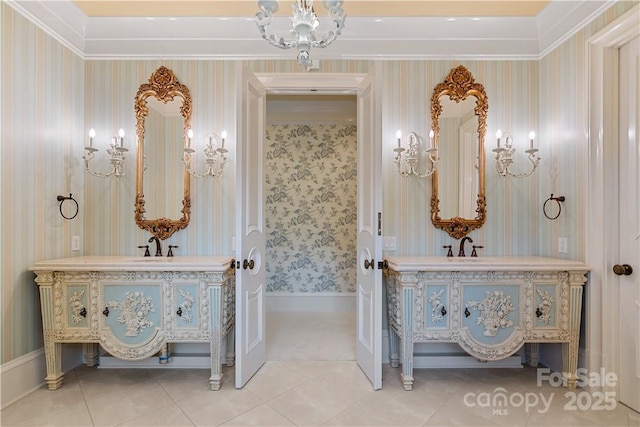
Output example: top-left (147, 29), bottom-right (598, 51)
top-left (134, 66), bottom-right (192, 240)
top-left (431, 65), bottom-right (487, 239)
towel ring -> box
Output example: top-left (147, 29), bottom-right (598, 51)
top-left (57, 194), bottom-right (79, 220)
top-left (543, 194), bottom-right (565, 220)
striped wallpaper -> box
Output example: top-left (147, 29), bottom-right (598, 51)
top-left (1, 1), bottom-right (636, 364)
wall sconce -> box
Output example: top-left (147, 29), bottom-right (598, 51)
top-left (83, 128), bottom-right (127, 178)
top-left (393, 130), bottom-right (438, 178)
top-left (493, 129), bottom-right (541, 178)
top-left (183, 130), bottom-right (228, 178)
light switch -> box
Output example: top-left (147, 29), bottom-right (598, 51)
top-left (71, 236), bottom-right (80, 251)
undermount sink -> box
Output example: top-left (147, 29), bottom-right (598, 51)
top-left (446, 257), bottom-right (481, 262)
top-left (131, 258), bottom-right (170, 262)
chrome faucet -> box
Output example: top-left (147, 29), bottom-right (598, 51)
top-left (458, 236), bottom-right (473, 257)
top-left (148, 236), bottom-right (162, 257)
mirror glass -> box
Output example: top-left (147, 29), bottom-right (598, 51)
top-left (135, 66), bottom-right (191, 240)
top-left (431, 65), bottom-right (487, 239)
top-left (437, 96), bottom-right (479, 219)
top-left (143, 97), bottom-right (185, 220)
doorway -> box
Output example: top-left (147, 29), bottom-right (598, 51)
top-left (587, 5), bottom-right (640, 414)
top-left (237, 69), bottom-right (382, 389)
top-left (263, 94), bottom-right (358, 362)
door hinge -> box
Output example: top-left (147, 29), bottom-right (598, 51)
top-left (378, 212), bottom-right (382, 236)
top-left (378, 260), bottom-right (388, 270)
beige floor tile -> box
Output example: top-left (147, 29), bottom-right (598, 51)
top-left (0, 400), bottom-right (93, 427)
top-left (175, 388), bottom-right (264, 426)
top-left (85, 379), bottom-right (176, 426)
top-left (221, 403), bottom-right (295, 426)
top-left (115, 404), bottom-right (194, 427)
top-left (243, 361), bottom-right (312, 401)
top-left (267, 366), bottom-right (374, 426)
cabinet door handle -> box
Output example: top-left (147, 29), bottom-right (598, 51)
top-left (536, 307), bottom-right (542, 318)
top-left (464, 307), bottom-right (471, 318)
top-left (440, 306), bottom-right (447, 316)
top-left (102, 307), bottom-right (109, 317)
top-left (80, 307), bottom-right (87, 318)
top-left (176, 307), bottom-right (182, 317)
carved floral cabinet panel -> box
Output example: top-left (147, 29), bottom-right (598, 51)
top-left (31, 256), bottom-right (235, 391)
top-left (384, 256), bottom-right (588, 391)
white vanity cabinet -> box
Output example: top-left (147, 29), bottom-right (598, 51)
top-left (31, 256), bottom-right (235, 391)
top-left (384, 256), bottom-right (588, 391)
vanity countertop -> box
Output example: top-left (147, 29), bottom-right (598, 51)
top-left (384, 256), bottom-right (588, 272)
top-left (30, 255), bottom-right (234, 272)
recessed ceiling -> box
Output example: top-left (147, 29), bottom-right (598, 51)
top-left (8, 1), bottom-right (612, 60)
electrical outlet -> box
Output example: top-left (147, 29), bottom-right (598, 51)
top-left (71, 236), bottom-right (80, 251)
top-left (382, 236), bottom-right (396, 251)
top-left (558, 237), bottom-right (568, 254)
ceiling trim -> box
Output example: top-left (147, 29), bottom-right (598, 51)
top-left (4, 0), bottom-right (617, 62)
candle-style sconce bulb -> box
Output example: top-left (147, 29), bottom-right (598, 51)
top-left (83, 127), bottom-right (128, 178)
top-left (393, 130), bottom-right (438, 178)
top-left (183, 130), bottom-right (228, 178)
top-left (493, 129), bottom-right (541, 178)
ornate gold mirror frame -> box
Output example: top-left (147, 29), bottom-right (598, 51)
top-left (134, 66), bottom-right (191, 240)
top-left (431, 65), bottom-right (487, 239)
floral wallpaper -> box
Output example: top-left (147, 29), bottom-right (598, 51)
top-left (265, 124), bottom-right (357, 293)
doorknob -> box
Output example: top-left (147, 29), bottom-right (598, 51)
top-left (364, 259), bottom-right (374, 270)
top-left (243, 259), bottom-right (255, 270)
top-left (613, 264), bottom-right (633, 276)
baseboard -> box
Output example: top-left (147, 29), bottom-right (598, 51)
top-left (0, 344), bottom-right (85, 410)
top-left (266, 292), bottom-right (356, 312)
top-left (0, 349), bottom-right (47, 410)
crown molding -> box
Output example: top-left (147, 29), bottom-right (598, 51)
top-left (4, 0), bottom-right (620, 61)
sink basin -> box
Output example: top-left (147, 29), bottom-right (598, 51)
top-left (446, 257), bottom-right (481, 262)
top-left (130, 258), bottom-right (169, 262)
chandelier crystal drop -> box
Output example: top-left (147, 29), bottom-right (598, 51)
top-left (256, 0), bottom-right (346, 66)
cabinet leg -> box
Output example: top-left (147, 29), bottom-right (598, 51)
top-left (389, 328), bottom-right (399, 368)
top-left (526, 343), bottom-right (540, 367)
top-left (401, 373), bottom-right (414, 391)
top-left (226, 326), bottom-right (235, 367)
top-left (83, 343), bottom-right (99, 367)
top-left (44, 340), bottom-right (64, 390)
top-left (209, 374), bottom-right (223, 391)
top-left (562, 342), bottom-right (578, 389)
top-left (400, 286), bottom-right (415, 390)
top-left (563, 279), bottom-right (585, 389)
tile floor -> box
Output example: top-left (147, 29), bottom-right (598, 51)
top-left (2, 312), bottom-right (638, 426)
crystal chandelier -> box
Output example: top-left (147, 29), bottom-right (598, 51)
top-left (256, 0), bottom-right (346, 66)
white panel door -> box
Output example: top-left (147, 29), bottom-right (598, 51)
top-left (617, 36), bottom-right (640, 413)
top-left (235, 65), bottom-right (267, 388)
top-left (356, 72), bottom-right (382, 390)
